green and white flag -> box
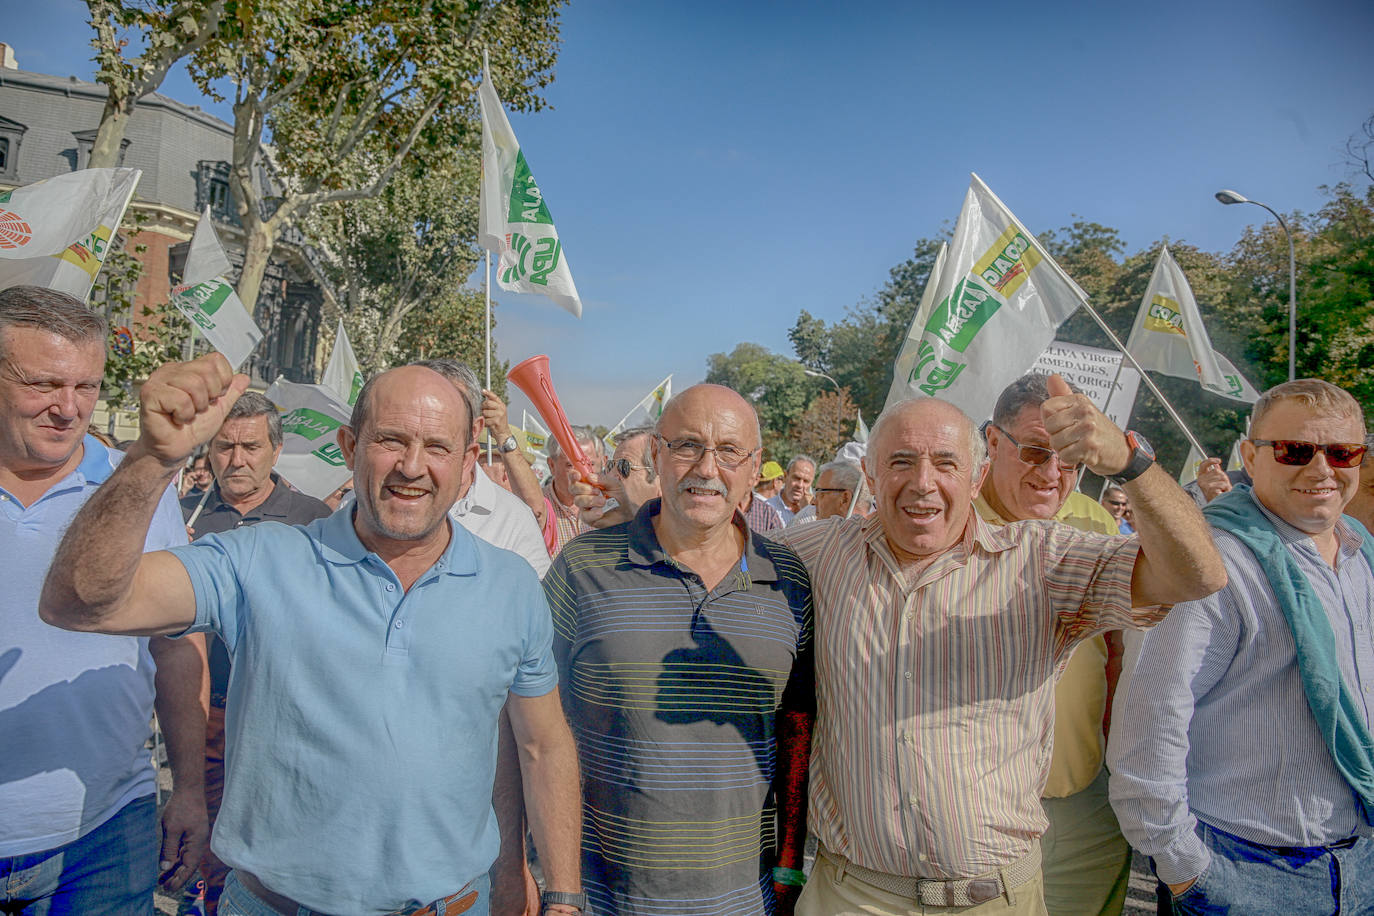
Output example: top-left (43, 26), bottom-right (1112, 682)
top-left (171, 208), bottom-right (262, 370)
top-left (264, 376), bottom-right (353, 500)
top-left (322, 320), bottom-right (364, 406)
top-left (885, 242), bottom-right (948, 411)
top-left (886, 175), bottom-right (1086, 420)
top-left (478, 64), bottom-right (582, 318)
top-left (0, 168), bottom-right (141, 300)
top-left (522, 410), bottom-right (550, 455)
top-left (605, 375), bottom-right (671, 450)
top-left (1228, 437), bottom-right (1245, 472)
top-left (1125, 245), bottom-right (1259, 403)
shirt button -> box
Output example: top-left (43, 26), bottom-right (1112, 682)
top-left (385, 583), bottom-right (395, 592)
top-left (918, 853), bottom-right (928, 862)
top-left (904, 671), bottom-right (912, 680)
top-left (394, 620), bottom-right (403, 629)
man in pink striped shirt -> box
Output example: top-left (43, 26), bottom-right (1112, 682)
top-left (778, 378), bottom-right (1224, 916)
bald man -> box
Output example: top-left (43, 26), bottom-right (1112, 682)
top-left (544, 384), bottom-right (815, 916)
top-left (775, 383), bottom-right (1224, 916)
top-left (39, 356), bottom-right (585, 916)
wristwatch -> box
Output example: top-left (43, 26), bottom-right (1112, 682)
top-left (1110, 430), bottom-right (1156, 485)
top-left (499, 435), bottom-right (519, 454)
top-left (541, 890), bottom-right (588, 913)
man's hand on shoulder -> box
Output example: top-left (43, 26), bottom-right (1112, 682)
top-left (134, 354), bottom-right (250, 469)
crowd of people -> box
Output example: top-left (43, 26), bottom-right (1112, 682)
top-left (3, 280), bottom-right (1374, 916)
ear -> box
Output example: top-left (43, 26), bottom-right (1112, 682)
top-left (861, 456), bottom-right (876, 495)
top-left (970, 458), bottom-right (990, 498)
top-left (337, 425), bottom-right (357, 470)
top-left (1240, 438), bottom-right (1257, 478)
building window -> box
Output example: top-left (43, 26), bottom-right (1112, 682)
top-left (73, 128), bottom-right (129, 169)
top-left (0, 116), bottom-right (25, 180)
top-left (196, 160), bottom-right (236, 223)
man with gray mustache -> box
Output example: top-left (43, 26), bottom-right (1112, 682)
top-left (543, 384), bottom-right (815, 916)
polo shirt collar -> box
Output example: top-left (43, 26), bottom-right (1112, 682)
top-left (11, 436), bottom-right (118, 505)
top-left (315, 503), bottom-right (481, 576)
top-left (624, 498), bottom-right (774, 580)
top-left (202, 474), bottom-right (296, 520)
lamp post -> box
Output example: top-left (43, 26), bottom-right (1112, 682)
top-left (1215, 188), bottom-right (1297, 381)
top-left (804, 368), bottom-right (841, 390)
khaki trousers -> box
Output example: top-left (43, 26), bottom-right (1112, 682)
top-left (797, 847), bottom-right (1048, 916)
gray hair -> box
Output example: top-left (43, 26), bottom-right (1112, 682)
top-left (870, 396), bottom-right (988, 471)
top-left (548, 424), bottom-right (603, 462)
top-left (224, 390), bottom-right (283, 448)
top-left (991, 372), bottom-right (1083, 430)
top-left (818, 459), bottom-right (863, 492)
top-left (787, 454), bottom-right (817, 475)
top-left (0, 285), bottom-right (108, 361)
top-left (1251, 379), bottom-right (1365, 438)
top-left (349, 362), bottom-right (474, 445)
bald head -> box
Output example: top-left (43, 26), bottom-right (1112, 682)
top-left (657, 384), bottom-right (762, 450)
top-left (351, 364), bottom-right (474, 447)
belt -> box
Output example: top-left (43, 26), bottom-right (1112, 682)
top-left (820, 843), bottom-right (1041, 908)
top-left (238, 871), bottom-right (478, 916)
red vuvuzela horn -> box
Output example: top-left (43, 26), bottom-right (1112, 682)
top-left (507, 355), bottom-right (603, 490)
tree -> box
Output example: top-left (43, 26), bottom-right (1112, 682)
top-left (307, 144), bottom-right (487, 373)
top-left (186, 0), bottom-right (562, 312)
top-left (788, 388), bottom-right (857, 463)
top-left (86, 0), bottom-right (228, 169)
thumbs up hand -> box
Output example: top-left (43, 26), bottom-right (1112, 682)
top-left (1040, 373), bottom-right (1132, 476)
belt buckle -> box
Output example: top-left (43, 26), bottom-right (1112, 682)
top-left (966, 878), bottom-right (1002, 904)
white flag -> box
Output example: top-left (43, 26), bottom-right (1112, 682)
top-left (322, 320), bottom-right (364, 406)
top-left (264, 377), bottom-right (353, 500)
top-left (1125, 245), bottom-right (1259, 403)
top-left (855, 411), bottom-right (869, 444)
top-left (171, 208), bottom-right (262, 370)
top-left (1178, 443), bottom-right (1205, 485)
top-left (885, 242), bottom-right (948, 412)
top-left (522, 410), bottom-right (550, 455)
top-left (0, 168), bottom-right (141, 300)
top-left (605, 375), bottom-right (671, 449)
top-left (886, 175), bottom-right (1086, 420)
top-left (1228, 437), bottom-right (1245, 472)
top-left (478, 63), bottom-right (582, 317)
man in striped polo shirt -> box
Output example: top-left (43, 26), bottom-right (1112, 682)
top-left (544, 383), bottom-right (815, 916)
top-left (778, 378), bottom-right (1224, 916)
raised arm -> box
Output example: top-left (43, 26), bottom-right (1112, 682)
top-left (40, 355), bottom-right (249, 636)
top-left (483, 389), bottom-right (549, 530)
top-left (1041, 374), bottom-right (1225, 607)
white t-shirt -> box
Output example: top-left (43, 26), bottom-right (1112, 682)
top-left (450, 468), bottom-right (551, 579)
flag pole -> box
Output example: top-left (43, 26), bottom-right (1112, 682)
top-left (484, 249), bottom-right (493, 462)
top-left (1075, 298), bottom-right (1207, 456)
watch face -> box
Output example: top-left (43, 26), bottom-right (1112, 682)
top-left (1127, 431), bottom-right (1156, 460)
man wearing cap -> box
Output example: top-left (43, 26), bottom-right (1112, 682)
top-left (757, 460), bottom-right (785, 500)
top-left (1110, 379), bottom-right (1374, 913)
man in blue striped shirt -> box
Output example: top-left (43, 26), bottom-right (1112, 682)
top-left (1109, 379), bottom-right (1374, 915)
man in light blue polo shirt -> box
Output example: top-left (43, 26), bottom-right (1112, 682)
top-left (0, 285), bottom-right (207, 914)
top-left (40, 354), bottom-right (585, 916)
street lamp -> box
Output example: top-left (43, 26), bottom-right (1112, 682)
top-left (804, 368), bottom-right (840, 390)
top-left (1215, 188), bottom-right (1297, 381)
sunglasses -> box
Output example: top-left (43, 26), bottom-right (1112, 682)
top-left (993, 425), bottom-right (1080, 472)
top-left (604, 457), bottom-right (651, 479)
top-left (1250, 439), bottom-right (1367, 468)
top-left (1105, 500), bottom-right (1128, 508)
top-left (813, 487), bottom-right (850, 495)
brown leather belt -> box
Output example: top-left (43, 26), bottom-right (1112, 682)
top-left (819, 842), bottom-right (1041, 908)
top-left (238, 871), bottom-right (478, 916)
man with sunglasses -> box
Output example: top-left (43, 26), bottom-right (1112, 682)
top-left (974, 374), bottom-right (1133, 916)
top-left (543, 384), bottom-right (814, 916)
top-left (1110, 379), bottom-right (1374, 914)
top-left (567, 426), bottom-right (661, 529)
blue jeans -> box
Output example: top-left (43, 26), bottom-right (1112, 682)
top-left (220, 870), bottom-right (490, 916)
top-left (0, 795), bottom-right (158, 916)
top-left (1167, 819), bottom-right (1374, 915)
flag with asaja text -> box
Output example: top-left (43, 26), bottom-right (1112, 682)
top-left (478, 64), bottom-right (582, 318)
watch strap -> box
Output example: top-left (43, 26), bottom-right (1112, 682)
top-left (499, 435), bottom-right (519, 454)
top-left (541, 890), bottom-right (588, 912)
top-left (1111, 445), bottom-right (1154, 484)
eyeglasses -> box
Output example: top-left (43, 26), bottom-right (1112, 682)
top-left (604, 457), bottom-right (651, 479)
top-left (993, 425), bottom-right (1080, 472)
top-left (1250, 439), bottom-right (1366, 468)
top-left (813, 487), bottom-right (851, 495)
top-left (655, 435), bottom-right (758, 469)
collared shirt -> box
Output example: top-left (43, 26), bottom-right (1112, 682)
top-left (777, 512), bottom-right (1153, 879)
top-left (544, 500), bottom-right (814, 916)
top-left (1109, 491), bottom-right (1374, 886)
top-left (766, 493), bottom-right (798, 525)
top-left (182, 475), bottom-right (331, 705)
top-left (974, 490), bottom-right (1120, 798)
top-left (744, 491), bottom-right (785, 533)
top-left (0, 436), bottom-right (187, 856)
top-left (542, 481), bottom-right (586, 557)
top-left (451, 466), bottom-right (551, 578)
top-left (170, 509), bottom-right (557, 914)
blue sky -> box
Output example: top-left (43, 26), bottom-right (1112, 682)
top-left (4, 0), bottom-right (1373, 425)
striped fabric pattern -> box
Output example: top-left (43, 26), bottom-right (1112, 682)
top-left (776, 513), bottom-right (1158, 881)
top-left (544, 505), bottom-right (814, 916)
top-left (544, 482), bottom-right (587, 556)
